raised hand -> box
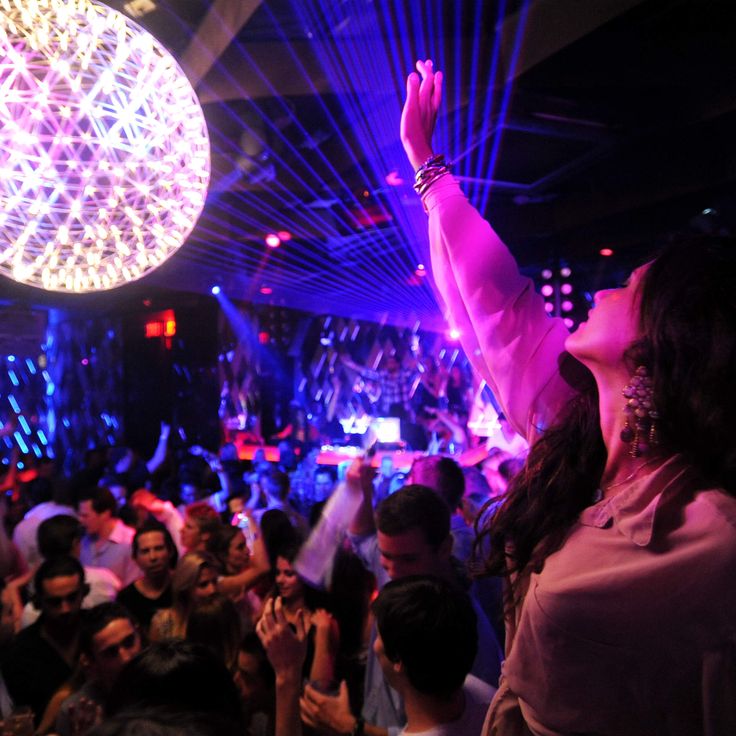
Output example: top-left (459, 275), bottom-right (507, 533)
top-left (400, 59), bottom-right (443, 171)
top-left (256, 596), bottom-right (307, 677)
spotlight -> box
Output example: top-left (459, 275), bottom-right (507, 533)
top-left (599, 248), bottom-right (614, 257)
top-left (564, 318), bottom-right (575, 329)
top-left (448, 328), bottom-right (461, 340)
top-left (265, 234), bottom-right (281, 248)
top-left (276, 231), bottom-right (292, 242)
top-left (560, 267), bottom-right (572, 278)
top-left (211, 286), bottom-right (221, 296)
top-left (561, 284), bottom-right (573, 295)
top-left (541, 269), bottom-right (553, 280)
top-left (541, 284), bottom-right (554, 297)
top-left (260, 286), bottom-right (273, 295)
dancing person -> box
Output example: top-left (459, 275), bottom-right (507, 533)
top-left (267, 540), bottom-right (340, 689)
top-left (78, 488), bottom-right (139, 587)
top-left (104, 639), bottom-right (245, 735)
top-left (300, 475), bottom-right (501, 736)
top-left (369, 576), bottom-right (495, 735)
top-left (256, 597), bottom-right (308, 736)
top-left (116, 522), bottom-right (178, 636)
top-left (54, 602), bottom-right (143, 736)
top-left (2, 557), bottom-right (88, 726)
top-left (401, 58), bottom-right (736, 734)
top-left (206, 523), bottom-right (269, 631)
top-left (186, 593), bottom-right (241, 672)
top-left (149, 552), bottom-right (218, 641)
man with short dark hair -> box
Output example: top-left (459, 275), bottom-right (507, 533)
top-left (78, 488), bottom-right (139, 586)
top-left (12, 475), bottom-right (75, 568)
top-left (19, 515), bottom-right (120, 628)
top-left (56, 602), bottom-right (142, 736)
top-left (372, 576), bottom-right (495, 735)
top-left (407, 455), bottom-right (473, 563)
top-left (254, 469), bottom-right (308, 536)
top-left (1, 556), bottom-right (88, 725)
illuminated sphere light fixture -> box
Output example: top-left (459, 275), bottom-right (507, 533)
top-left (0, 0), bottom-right (210, 292)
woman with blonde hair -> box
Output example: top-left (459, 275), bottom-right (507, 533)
top-left (149, 552), bottom-right (218, 640)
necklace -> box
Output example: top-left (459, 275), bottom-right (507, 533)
top-left (593, 456), bottom-right (662, 502)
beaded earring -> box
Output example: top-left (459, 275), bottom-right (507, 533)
top-left (621, 365), bottom-right (659, 457)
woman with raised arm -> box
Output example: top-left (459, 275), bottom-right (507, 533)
top-left (401, 59), bottom-right (736, 735)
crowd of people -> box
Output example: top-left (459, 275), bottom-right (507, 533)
top-left (0, 360), bottom-right (525, 735)
top-left (1, 55), bottom-right (735, 736)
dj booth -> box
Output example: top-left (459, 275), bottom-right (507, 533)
top-left (233, 441), bottom-right (484, 470)
top-left (233, 440), bottom-right (422, 471)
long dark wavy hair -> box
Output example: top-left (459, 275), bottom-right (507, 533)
top-left (476, 237), bottom-right (736, 603)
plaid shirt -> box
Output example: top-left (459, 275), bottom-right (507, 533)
top-left (362, 367), bottom-right (415, 413)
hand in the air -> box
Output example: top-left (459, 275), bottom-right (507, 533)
top-left (400, 58), bottom-right (443, 171)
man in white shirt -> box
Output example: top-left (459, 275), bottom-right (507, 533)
top-left (20, 514), bottom-right (120, 628)
top-left (370, 576), bottom-right (495, 736)
top-left (12, 481), bottom-right (76, 569)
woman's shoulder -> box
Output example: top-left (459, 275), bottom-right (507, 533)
top-left (694, 486), bottom-right (736, 532)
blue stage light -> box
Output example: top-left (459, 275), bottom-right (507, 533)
top-left (211, 285), bottom-right (221, 296)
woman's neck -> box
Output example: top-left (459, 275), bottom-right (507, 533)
top-left (281, 594), bottom-right (305, 617)
top-left (593, 365), bottom-right (666, 494)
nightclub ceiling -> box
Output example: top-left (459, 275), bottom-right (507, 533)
top-left (2, 0), bottom-right (735, 331)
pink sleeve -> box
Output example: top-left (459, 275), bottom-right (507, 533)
top-left (424, 175), bottom-right (586, 441)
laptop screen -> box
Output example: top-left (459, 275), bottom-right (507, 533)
top-left (370, 416), bottom-right (401, 444)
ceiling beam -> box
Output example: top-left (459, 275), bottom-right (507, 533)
top-left (497, 0), bottom-right (647, 82)
top-left (180, 0), bottom-right (262, 88)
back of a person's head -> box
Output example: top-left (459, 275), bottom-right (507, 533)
top-left (186, 593), bottom-right (241, 671)
top-left (462, 466), bottom-right (492, 497)
top-left (106, 640), bottom-right (243, 728)
top-left (266, 469), bottom-right (290, 501)
top-left (238, 631), bottom-right (274, 684)
top-left (37, 514), bottom-right (83, 559)
top-left (260, 508), bottom-right (301, 565)
top-left (80, 602), bottom-right (137, 656)
top-left (410, 456), bottom-right (465, 511)
top-left (498, 456), bottom-right (525, 482)
top-left (372, 575), bottom-right (477, 698)
top-left (27, 476), bottom-right (54, 506)
top-left (376, 484), bottom-right (450, 550)
top-left (88, 707), bottom-right (241, 736)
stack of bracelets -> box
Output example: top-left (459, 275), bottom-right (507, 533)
top-left (413, 153), bottom-right (451, 196)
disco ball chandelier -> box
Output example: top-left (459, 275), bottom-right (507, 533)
top-left (0, 0), bottom-right (211, 292)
